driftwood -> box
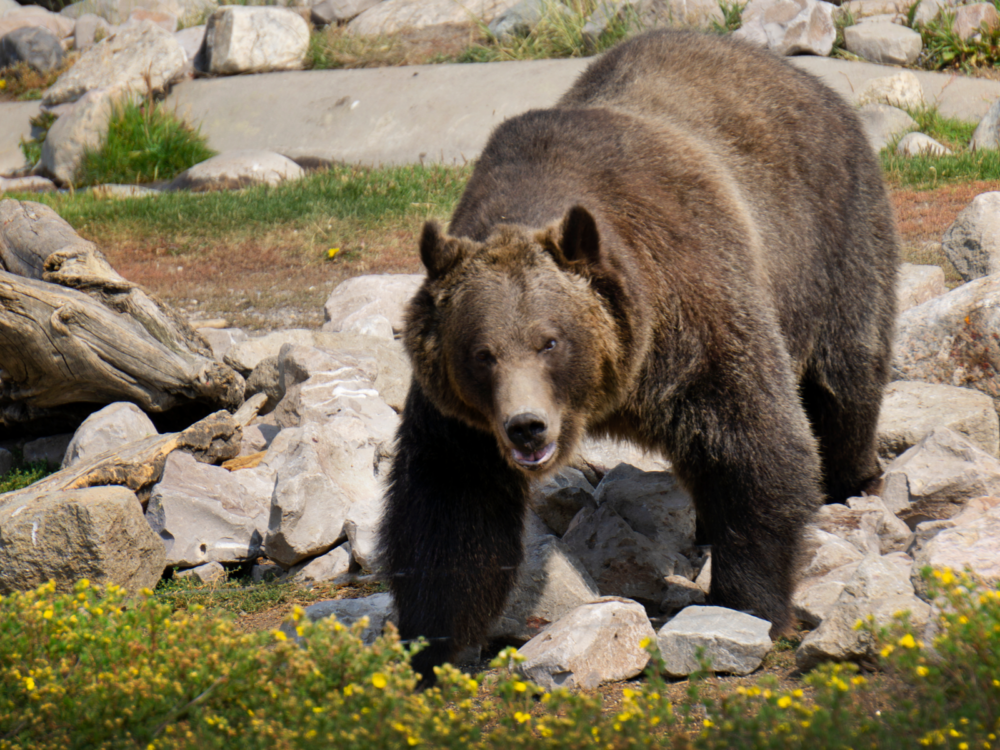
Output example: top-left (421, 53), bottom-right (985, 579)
top-left (0, 200), bottom-right (244, 435)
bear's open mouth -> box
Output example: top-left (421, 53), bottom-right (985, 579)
top-left (511, 442), bottom-right (557, 468)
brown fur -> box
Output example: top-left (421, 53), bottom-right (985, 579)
top-left (379, 29), bottom-right (899, 685)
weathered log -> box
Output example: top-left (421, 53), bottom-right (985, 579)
top-left (0, 200), bottom-right (244, 433)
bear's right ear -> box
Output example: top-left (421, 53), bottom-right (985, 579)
top-left (537, 205), bottom-right (602, 271)
top-left (420, 221), bottom-right (464, 280)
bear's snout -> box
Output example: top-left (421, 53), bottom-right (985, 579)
top-left (505, 411), bottom-right (549, 450)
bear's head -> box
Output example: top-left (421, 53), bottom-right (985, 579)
top-left (404, 205), bottom-right (626, 476)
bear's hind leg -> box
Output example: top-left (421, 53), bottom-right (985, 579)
top-left (379, 383), bottom-right (530, 687)
top-left (799, 357), bottom-right (887, 504)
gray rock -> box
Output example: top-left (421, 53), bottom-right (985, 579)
top-left (145, 451), bottom-right (273, 566)
top-left (0, 486), bottom-right (166, 594)
top-left (169, 150), bottom-right (305, 192)
top-left (23, 433), bottom-right (72, 469)
top-left (795, 552), bottom-right (929, 670)
top-left (594, 463), bottom-right (696, 558)
top-left (0, 176), bottom-right (57, 193)
top-left (794, 559), bottom-right (862, 627)
top-left (813, 496), bottom-right (913, 555)
top-left (0, 26), bottom-right (65, 72)
top-left (40, 88), bottom-right (116, 186)
top-left (44, 20), bottom-right (187, 106)
top-left (574, 436), bottom-right (672, 475)
top-left (197, 326), bottom-right (248, 362)
top-left (343, 491), bottom-right (383, 572)
top-left (942, 192), bottom-right (1000, 282)
top-left (844, 22), bottom-right (922, 65)
top-left (857, 102), bottom-right (917, 153)
top-left (910, 0), bottom-right (949, 25)
top-left (531, 467), bottom-right (596, 537)
top-left (953, 2), bottom-right (998, 40)
top-left (661, 575), bottom-right (707, 613)
top-left (348, 0), bottom-right (521, 35)
top-left (294, 592), bottom-right (394, 645)
top-left (897, 132), bottom-right (951, 157)
top-left (911, 500), bottom-right (1000, 593)
top-left (0, 448), bottom-right (13, 477)
top-left (695, 555), bottom-right (712, 593)
top-left (251, 561), bottom-right (284, 583)
top-left (517, 597), bottom-right (655, 690)
top-left (857, 71), bottom-right (925, 110)
top-left (877, 381), bottom-right (999, 460)
top-left (563, 503), bottom-right (687, 603)
top-left (61, 0), bottom-right (211, 27)
top-left (123, 7), bottom-right (177, 32)
top-left (245, 355), bottom-right (283, 414)
top-left (288, 543), bottom-right (354, 584)
top-left (63, 402), bottom-right (158, 468)
top-left (492, 513), bottom-right (601, 643)
top-left (174, 23), bottom-right (206, 69)
top-left (321, 273), bottom-right (423, 336)
top-left (800, 527), bottom-right (865, 578)
top-left (488, 0), bottom-right (548, 38)
top-left (892, 274), bottom-right (1000, 406)
top-left (175, 560), bottom-right (226, 584)
top-left (897, 262), bottom-right (946, 311)
top-left (971, 98), bottom-right (1000, 152)
top-left (239, 423), bottom-right (280, 456)
top-left (881, 427), bottom-right (1000, 527)
top-left (656, 605), bottom-right (772, 677)
top-left (734, 0), bottom-right (837, 56)
top-left (310, 0), bottom-right (381, 26)
top-left (73, 14), bottom-right (114, 52)
top-left (205, 6), bottom-right (309, 74)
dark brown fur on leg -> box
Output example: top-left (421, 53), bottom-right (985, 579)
top-left (379, 383), bottom-right (530, 687)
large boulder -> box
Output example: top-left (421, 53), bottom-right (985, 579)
top-left (63, 401), bottom-right (159, 469)
top-left (941, 192), bottom-right (1000, 283)
top-left (321, 273), bottom-right (424, 336)
top-left (39, 88), bottom-right (116, 186)
top-left (656, 605), bottom-right (772, 677)
top-left (205, 6), bottom-right (309, 75)
top-left (0, 486), bottom-right (165, 594)
top-left (43, 20), bottom-right (187, 106)
top-left (0, 26), bottom-right (65, 72)
top-left (843, 22), bottom-right (922, 65)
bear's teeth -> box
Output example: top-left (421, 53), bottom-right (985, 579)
top-left (513, 442), bottom-right (556, 467)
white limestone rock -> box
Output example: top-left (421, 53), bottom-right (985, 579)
top-left (169, 150), bottom-right (305, 192)
top-left (735, 0), bottom-right (837, 56)
top-left (657, 605), bottom-right (772, 677)
top-left (321, 273), bottom-right (424, 336)
top-left (897, 132), bottom-right (951, 157)
top-left (205, 6), bottom-right (309, 74)
top-left (517, 597), bottom-right (656, 690)
top-left (897, 262), bottom-right (946, 311)
top-left (843, 22), bottom-right (922, 65)
top-left (63, 402), bottom-right (158, 469)
top-left (857, 103), bottom-right (917, 153)
top-left (941, 192), bottom-right (1000, 282)
top-left (858, 71), bottom-right (925, 110)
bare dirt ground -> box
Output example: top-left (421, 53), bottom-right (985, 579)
top-left (90, 181), bottom-right (999, 332)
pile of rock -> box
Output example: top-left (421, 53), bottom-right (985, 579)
top-left (6, 187), bottom-right (1000, 687)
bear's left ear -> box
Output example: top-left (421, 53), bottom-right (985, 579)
top-left (420, 221), bottom-right (466, 280)
top-left (537, 205), bottom-right (602, 270)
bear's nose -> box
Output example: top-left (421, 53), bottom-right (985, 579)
top-left (505, 412), bottom-right (548, 450)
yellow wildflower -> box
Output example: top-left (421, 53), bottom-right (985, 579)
top-left (917, 666), bottom-right (929, 677)
top-left (514, 712), bottom-right (531, 724)
top-left (898, 633), bottom-right (917, 649)
top-left (371, 673), bottom-right (387, 689)
top-left (327, 248), bottom-right (340, 259)
top-left (777, 696), bottom-right (792, 709)
top-left (513, 681), bottom-right (527, 692)
top-left (272, 630), bottom-right (287, 642)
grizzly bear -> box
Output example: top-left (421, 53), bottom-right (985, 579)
top-left (378, 29), bottom-right (898, 684)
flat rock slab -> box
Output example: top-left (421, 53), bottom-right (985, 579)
top-left (516, 597), bottom-right (656, 691)
top-left (656, 605), bottom-right (772, 677)
top-left (169, 150), bottom-right (305, 191)
top-left (0, 485), bottom-right (165, 594)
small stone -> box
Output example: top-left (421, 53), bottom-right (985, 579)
top-left (857, 103), bottom-right (917, 153)
top-left (293, 593), bottom-right (394, 645)
top-left (952, 2), bottom-right (999, 40)
top-left (532, 467), bottom-right (596, 537)
top-left (794, 559), bottom-right (863, 627)
top-left (175, 560), bottom-right (226, 584)
top-left (971, 99), bottom-right (1000, 152)
top-left (660, 575), bottom-right (707, 613)
top-left (843, 22), bottom-right (922, 65)
top-left (287, 543), bottom-right (354, 584)
top-left (169, 150), bottom-right (305, 192)
top-left (321, 273), bottom-right (423, 336)
top-left (857, 71), bottom-right (925, 110)
top-left (23, 433), bottom-right (72, 469)
top-left (63, 402), bottom-right (158, 469)
top-left (517, 597), bottom-right (656, 690)
top-left (124, 7), bottom-right (177, 32)
top-left (0, 176), bottom-right (57, 193)
top-left (251, 561), bottom-right (285, 583)
top-left (897, 132), bottom-right (951, 157)
top-left (310, 0), bottom-right (381, 26)
top-left (0, 26), bottom-right (65, 72)
top-left (656, 605), bottom-right (772, 677)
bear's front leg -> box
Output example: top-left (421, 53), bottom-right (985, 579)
top-left (666, 383), bottom-right (823, 637)
top-left (379, 381), bottom-right (530, 686)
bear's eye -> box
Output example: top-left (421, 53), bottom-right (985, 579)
top-left (474, 349), bottom-right (495, 365)
top-left (540, 339), bottom-right (558, 353)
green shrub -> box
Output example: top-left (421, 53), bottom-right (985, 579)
top-left (3, 571), bottom-right (1000, 748)
top-left (77, 98), bottom-right (216, 187)
top-left (712, 0), bottom-right (745, 34)
top-left (0, 449), bottom-right (52, 494)
top-left (916, 7), bottom-right (1000, 73)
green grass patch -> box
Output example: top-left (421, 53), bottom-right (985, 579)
top-left (916, 6), bottom-right (1000, 73)
top-left (76, 97), bottom-right (216, 187)
top-left (712, 0), bottom-right (745, 34)
top-left (3, 570), bottom-right (1000, 748)
top-left (0, 449), bottom-right (53, 494)
top-left (458, 0), bottom-right (641, 63)
top-left (879, 107), bottom-right (1000, 189)
top-left (14, 162), bottom-right (472, 249)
